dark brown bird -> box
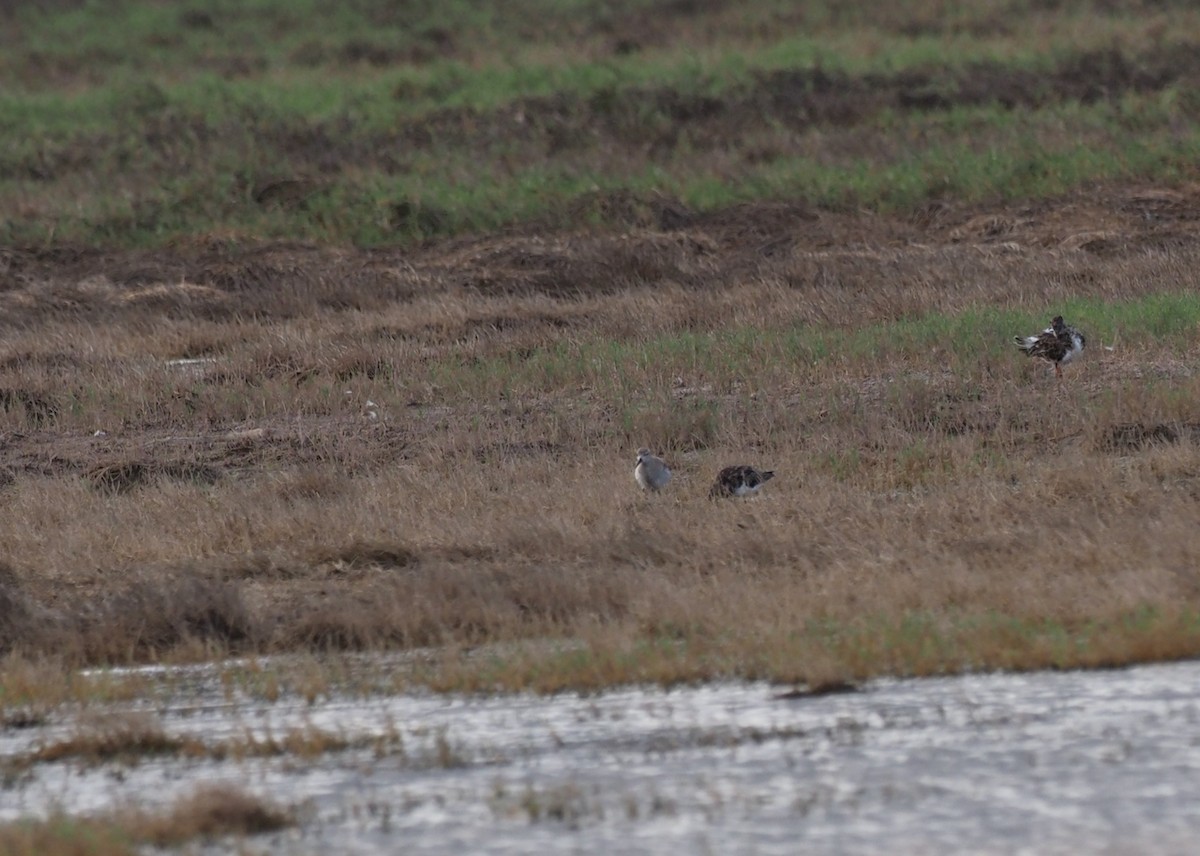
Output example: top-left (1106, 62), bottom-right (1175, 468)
top-left (709, 465), bottom-right (775, 499)
top-left (1013, 315), bottom-right (1086, 378)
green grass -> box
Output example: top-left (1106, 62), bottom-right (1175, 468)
top-left (413, 293), bottom-right (1200, 403)
top-left (4, 0), bottom-right (1195, 100)
top-left (5, 1), bottom-right (1200, 247)
top-left (5, 92), bottom-right (1199, 248)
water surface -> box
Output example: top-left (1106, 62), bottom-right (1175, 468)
top-left (5, 659), bottom-right (1200, 854)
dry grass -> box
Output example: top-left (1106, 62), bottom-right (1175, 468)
top-left (0, 817), bottom-right (135, 856)
top-left (4, 711), bottom-right (392, 774)
top-left (3, 187), bottom-right (1200, 689)
top-left (127, 785), bottom-right (293, 847)
top-left (26, 713), bottom-right (198, 767)
top-left (0, 785), bottom-right (293, 855)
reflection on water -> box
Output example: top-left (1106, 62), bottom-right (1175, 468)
top-left (5, 659), bottom-right (1200, 854)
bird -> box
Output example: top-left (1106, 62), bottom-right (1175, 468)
top-left (709, 465), bottom-right (775, 499)
top-left (633, 448), bottom-right (672, 492)
top-left (1013, 315), bottom-right (1086, 378)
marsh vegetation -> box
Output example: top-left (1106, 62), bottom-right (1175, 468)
top-left (8, 0), bottom-right (1200, 850)
top-left (3, 0), bottom-right (1200, 751)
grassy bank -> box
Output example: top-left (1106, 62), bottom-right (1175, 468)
top-left (4, 0), bottom-right (1200, 698)
top-left (5, 1), bottom-right (1200, 246)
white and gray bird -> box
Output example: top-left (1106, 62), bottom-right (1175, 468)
top-left (633, 448), bottom-right (672, 492)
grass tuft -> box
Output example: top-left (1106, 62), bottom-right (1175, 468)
top-left (0, 786), bottom-right (293, 855)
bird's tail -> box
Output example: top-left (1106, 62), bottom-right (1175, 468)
top-left (761, 471), bottom-right (775, 483)
top-left (1013, 335), bottom-right (1033, 352)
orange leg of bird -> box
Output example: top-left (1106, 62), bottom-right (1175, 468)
top-left (1055, 363), bottom-right (1062, 379)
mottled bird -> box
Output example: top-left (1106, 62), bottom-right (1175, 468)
top-left (709, 465), bottom-right (775, 499)
top-left (634, 448), bottom-right (672, 492)
top-left (1013, 315), bottom-right (1086, 378)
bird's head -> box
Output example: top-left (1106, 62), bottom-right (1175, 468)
top-left (636, 448), bottom-right (652, 463)
top-left (1051, 315), bottom-right (1065, 332)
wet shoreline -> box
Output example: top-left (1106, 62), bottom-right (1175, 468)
top-left (5, 660), bottom-right (1200, 854)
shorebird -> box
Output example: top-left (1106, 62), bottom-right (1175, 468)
top-left (709, 464), bottom-right (775, 499)
top-left (633, 448), bottom-right (672, 492)
top-left (1013, 315), bottom-right (1086, 378)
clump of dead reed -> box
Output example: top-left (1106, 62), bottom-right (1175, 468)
top-left (0, 785), bottom-right (293, 856)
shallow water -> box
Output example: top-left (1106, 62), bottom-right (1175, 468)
top-left (5, 659), bottom-right (1200, 854)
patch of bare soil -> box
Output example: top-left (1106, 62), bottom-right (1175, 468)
top-left (0, 420), bottom-right (413, 482)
